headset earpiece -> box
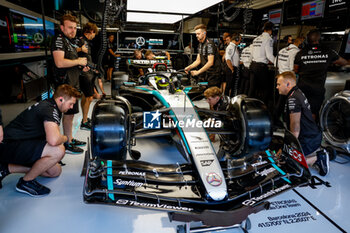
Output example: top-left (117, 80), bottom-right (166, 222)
top-left (233, 33), bottom-right (241, 42)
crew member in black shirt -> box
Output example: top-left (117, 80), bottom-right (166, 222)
top-left (76, 22), bottom-right (99, 130)
top-left (204, 86), bottom-right (230, 111)
top-left (185, 24), bottom-right (222, 87)
top-left (106, 34), bottom-right (120, 82)
top-left (52, 14), bottom-right (88, 154)
top-left (276, 71), bottom-right (329, 176)
top-left (0, 85), bottom-right (81, 196)
top-left (203, 86), bottom-right (231, 149)
top-left (294, 29), bottom-right (349, 120)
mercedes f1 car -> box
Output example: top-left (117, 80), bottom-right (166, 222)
top-left (83, 63), bottom-right (312, 227)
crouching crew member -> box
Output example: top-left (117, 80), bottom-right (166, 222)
top-left (0, 85), bottom-right (81, 196)
top-left (185, 24), bottom-right (222, 87)
top-left (276, 71), bottom-right (329, 176)
top-left (249, 21), bottom-right (275, 105)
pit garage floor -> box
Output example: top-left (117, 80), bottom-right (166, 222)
top-left (0, 82), bottom-right (349, 233)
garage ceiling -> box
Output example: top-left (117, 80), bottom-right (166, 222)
top-left (126, 0), bottom-right (223, 24)
top-left (231, 0), bottom-right (289, 9)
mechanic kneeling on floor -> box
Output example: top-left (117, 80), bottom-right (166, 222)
top-left (276, 71), bottom-right (329, 176)
top-left (0, 85), bottom-right (81, 196)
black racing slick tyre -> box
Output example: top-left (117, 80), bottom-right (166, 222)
top-left (229, 95), bottom-right (272, 158)
top-left (91, 100), bottom-right (128, 160)
top-left (320, 91), bottom-right (350, 154)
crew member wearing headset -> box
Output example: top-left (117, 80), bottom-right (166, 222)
top-left (185, 24), bottom-right (222, 87)
top-left (225, 33), bottom-right (241, 97)
top-left (294, 29), bottom-right (350, 121)
top-left (249, 21), bottom-right (275, 105)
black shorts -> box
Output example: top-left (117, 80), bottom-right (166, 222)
top-left (65, 100), bottom-right (79, 115)
top-left (306, 93), bottom-right (325, 115)
top-left (298, 84), bottom-right (325, 115)
top-left (206, 73), bottom-right (221, 88)
top-left (80, 73), bottom-right (95, 97)
top-left (0, 139), bottom-right (46, 166)
top-left (108, 55), bottom-right (115, 68)
top-left (300, 133), bottom-right (322, 156)
top-left (225, 65), bottom-right (233, 83)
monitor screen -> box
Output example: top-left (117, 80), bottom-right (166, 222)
top-left (301, 0), bottom-right (325, 20)
top-left (269, 9), bottom-right (281, 24)
top-left (11, 10), bottom-right (55, 51)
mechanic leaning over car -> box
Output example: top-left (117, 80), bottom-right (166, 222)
top-left (185, 24), bottom-right (222, 88)
top-left (276, 71), bottom-right (329, 176)
top-left (51, 14), bottom-right (88, 154)
top-left (76, 22), bottom-right (99, 130)
top-left (203, 86), bottom-right (230, 143)
top-left (0, 85), bottom-right (81, 196)
top-left (204, 86), bottom-right (231, 111)
top-left (249, 21), bottom-right (275, 105)
top-left (131, 49), bottom-right (145, 77)
top-left (144, 50), bottom-right (171, 60)
top-left (294, 29), bottom-right (350, 122)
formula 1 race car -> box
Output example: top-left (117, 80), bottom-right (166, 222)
top-left (83, 66), bottom-right (312, 227)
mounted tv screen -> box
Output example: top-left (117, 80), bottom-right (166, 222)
top-left (10, 10), bottom-right (55, 51)
top-left (301, 0), bottom-right (325, 20)
top-left (269, 9), bottom-right (281, 24)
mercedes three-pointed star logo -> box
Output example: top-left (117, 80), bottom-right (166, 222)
top-left (206, 172), bottom-right (222, 186)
